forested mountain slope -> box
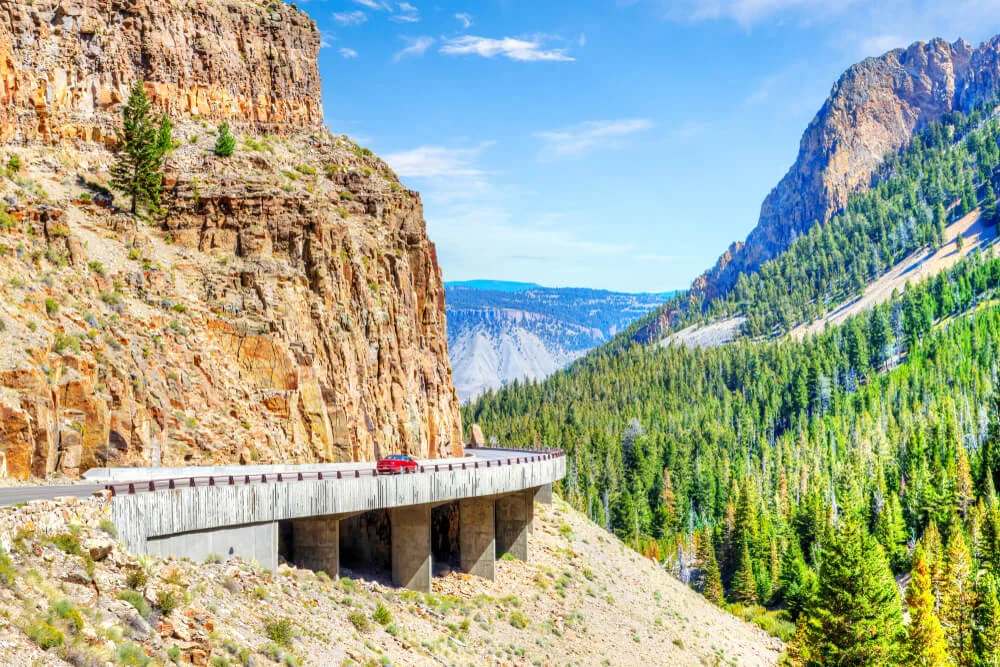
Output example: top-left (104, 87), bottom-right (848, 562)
top-left (467, 38), bottom-right (1000, 665)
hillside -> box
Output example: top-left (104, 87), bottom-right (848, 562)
top-left (467, 31), bottom-right (1000, 667)
top-left (696, 36), bottom-right (1000, 299)
top-left (445, 284), bottom-right (668, 402)
top-left (0, 0), bottom-right (462, 479)
top-left (0, 494), bottom-right (781, 665)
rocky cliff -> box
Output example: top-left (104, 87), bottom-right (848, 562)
top-left (0, 0), bottom-right (463, 479)
top-left (0, 0), bottom-right (322, 144)
top-left (696, 35), bottom-right (1000, 298)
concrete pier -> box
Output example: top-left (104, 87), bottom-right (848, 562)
top-left (459, 497), bottom-right (495, 580)
top-left (291, 515), bottom-right (341, 577)
top-left (496, 489), bottom-right (532, 561)
top-left (391, 504), bottom-right (432, 592)
top-left (534, 483), bottom-right (553, 506)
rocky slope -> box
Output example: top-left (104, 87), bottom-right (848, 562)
top-left (0, 0), bottom-right (462, 479)
top-left (696, 35), bottom-right (1000, 299)
top-left (0, 494), bottom-right (782, 665)
top-left (446, 284), bottom-right (668, 402)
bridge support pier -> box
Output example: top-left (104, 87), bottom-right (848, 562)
top-left (291, 515), bottom-right (340, 578)
top-left (391, 504), bottom-right (432, 592)
top-left (496, 489), bottom-right (533, 561)
top-left (534, 483), bottom-right (553, 506)
top-left (459, 497), bottom-right (495, 580)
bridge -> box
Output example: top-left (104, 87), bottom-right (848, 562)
top-left (82, 448), bottom-right (565, 592)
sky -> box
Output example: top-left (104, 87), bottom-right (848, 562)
top-left (304, 0), bottom-right (1000, 293)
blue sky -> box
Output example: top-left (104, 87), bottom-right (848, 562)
top-left (306, 0), bottom-right (1000, 292)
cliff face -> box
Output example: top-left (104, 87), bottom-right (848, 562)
top-left (0, 0), bottom-right (463, 479)
top-left (695, 36), bottom-right (1000, 298)
top-left (0, 0), bottom-right (322, 144)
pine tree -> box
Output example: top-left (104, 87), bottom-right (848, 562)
top-left (906, 544), bottom-right (949, 666)
top-left (779, 534), bottom-right (815, 620)
top-left (731, 537), bottom-right (757, 604)
top-left (793, 521), bottom-right (905, 665)
top-left (957, 446), bottom-right (975, 520)
top-left (972, 573), bottom-right (1000, 666)
top-left (215, 121), bottom-right (236, 158)
top-left (110, 81), bottom-right (169, 215)
top-left (941, 529), bottom-right (976, 664)
top-left (698, 529), bottom-right (724, 605)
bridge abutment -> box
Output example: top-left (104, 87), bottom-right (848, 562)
top-left (391, 504), bottom-right (432, 592)
top-left (534, 483), bottom-right (553, 506)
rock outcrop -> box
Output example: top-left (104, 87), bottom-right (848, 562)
top-left (696, 36), bottom-right (1000, 298)
top-left (0, 0), bottom-right (322, 144)
top-left (0, 0), bottom-right (463, 478)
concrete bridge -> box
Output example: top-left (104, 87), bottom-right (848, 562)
top-left (102, 448), bottom-right (565, 592)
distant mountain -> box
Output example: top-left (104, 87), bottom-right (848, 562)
top-left (446, 284), bottom-right (672, 402)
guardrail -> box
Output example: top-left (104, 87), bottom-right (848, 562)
top-left (105, 450), bottom-right (565, 496)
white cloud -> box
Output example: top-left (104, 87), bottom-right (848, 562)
top-left (672, 120), bottom-right (709, 139)
top-left (384, 143), bottom-right (493, 178)
top-left (857, 33), bottom-right (906, 57)
top-left (534, 119), bottom-right (653, 159)
top-left (455, 13), bottom-right (473, 29)
top-left (353, 0), bottom-right (390, 9)
top-left (340, 47), bottom-right (359, 58)
top-left (319, 31), bottom-right (336, 48)
top-left (440, 35), bottom-right (575, 62)
top-left (391, 1), bottom-right (420, 22)
top-left (393, 36), bottom-right (434, 62)
top-left (333, 10), bottom-right (367, 26)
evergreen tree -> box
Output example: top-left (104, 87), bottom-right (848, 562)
top-left (973, 573), bottom-right (1000, 666)
top-left (731, 537), bottom-right (758, 604)
top-left (698, 529), bottom-right (724, 605)
top-left (779, 534), bottom-right (816, 620)
top-left (941, 529), bottom-right (976, 664)
top-left (906, 544), bottom-right (950, 666)
top-left (793, 521), bottom-right (904, 665)
top-left (110, 81), bottom-right (170, 215)
top-left (215, 121), bottom-right (236, 158)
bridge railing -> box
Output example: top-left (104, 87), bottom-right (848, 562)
top-left (104, 449), bottom-right (565, 496)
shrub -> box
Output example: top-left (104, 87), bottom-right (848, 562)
top-left (0, 553), bottom-right (14, 586)
top-left (211, 657), bottom-right (230, 667)
top-left (50, 599), bottom-right (84, 631)
top-left (260, 643), bottom-right (283, 661)
top-left (509, 611), bottom-right (528, 629)
top-left (126, 568), bottom-right (148, 589)
top-left (6, 154), bottom-right (20, 174)
top-left (214, 123), bottom-right (236, 157)
top-left (167, 646), bottom-right (181, 662)
top-left (117, 590), bottom-right (152, 618)
top-left (44, 297), bottom-right (59, 316)
top-left (88, 260), bottom-right (106, 276)
top-left (49, 533), bottom-right (81, 555)
top-left (28, 621), bottom-right (64, 649)
top-left (53, 333), bottom-right (81, 355)
top-left (348, 611), bottom-right (370, 633)
top-left (294, 164), bottom-right (316, 176)
top-left (373, 603), bottom-right (392, 626)
top-left (99, 519), bottom-right (119, 538)
top-left (156, 590), bottom-right (178, 615)
top-left (264, 617), bottom-right (294, 648)
top-left (115, 641), bottom-right (151, 666)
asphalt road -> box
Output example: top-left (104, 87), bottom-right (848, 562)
top-left (0, 483), bottom-right (106, 507)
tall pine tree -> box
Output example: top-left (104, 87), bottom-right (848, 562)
top-left (110, 81), bottom-right (170, 215)
top-left (792, 521), bottom-right (904, 665)
top-left (906, 544), bottom-right (950, 666)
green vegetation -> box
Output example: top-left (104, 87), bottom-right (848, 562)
top-left (373, 603), bottom-right (392, 626)
top-left (27, 621), bottom-right (63, 649)
top-left (49, 599), bottom-right (84, 631)
top-left (110, 80), bottom-right (171, 215)
top-left (49, 533), bottom-right (81, 555)
top-left (126, 568), bottom-right (148, 589)
top-left (214, 122), bottom-right (236, 157)
top-left (348, 611), bottom-right (370, 633)
top-left (117, 590), bottom-right (152, 618)
top-left (468, 101), bottom-right (1000, 664)
top-left (115, 641), bottom-right (152, 666)
top-left (264, 617), bottom-right (295, 647)
top-left (156, 590), bottom-right (178, 615)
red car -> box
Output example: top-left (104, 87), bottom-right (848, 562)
top-left (376, 454), bottom-right (419, 475)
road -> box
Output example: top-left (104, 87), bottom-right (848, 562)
top-left (0, 448), bottom-right (548, 506)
